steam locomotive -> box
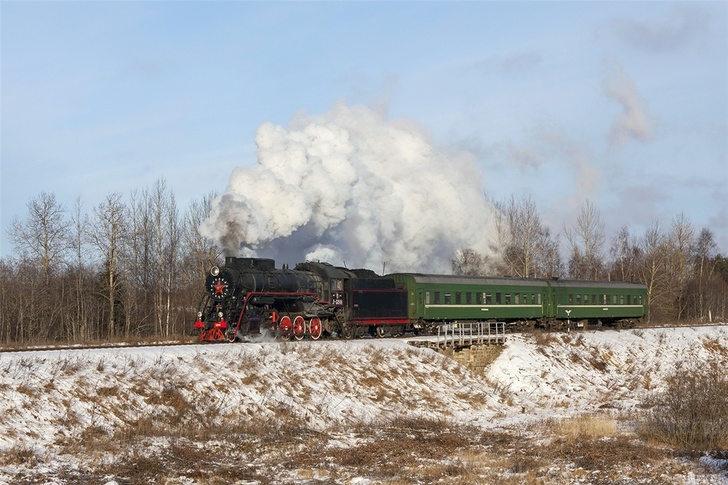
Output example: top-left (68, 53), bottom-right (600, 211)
top-left (194, 257), bottom-right (409, 341)
top-left (194, 257), bottom-right (648, 342)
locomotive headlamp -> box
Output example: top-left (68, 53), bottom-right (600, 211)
top-left (197, 311), bottom-right (202, 318)
top-left (218, 311), bottom-right (224, 319)
top-left (210, 266), bottom-right (220, 276)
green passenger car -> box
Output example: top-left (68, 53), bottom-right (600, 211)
top-left (545, 280), bottom-right (647, 326)
top-left (388, 273), bottom-right (648, 330)
top-left (388, 274), bottom-right (549, 327)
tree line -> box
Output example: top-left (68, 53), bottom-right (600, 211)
top-left (1, 180), bottom-right (219, 344)
top-left (2, 184), bottom-right (727, 344)
top-left (452, 195), bottom-right (728, 324)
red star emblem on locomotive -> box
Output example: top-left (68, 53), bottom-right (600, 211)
top-left (213, 279), bottom-right (226, 295)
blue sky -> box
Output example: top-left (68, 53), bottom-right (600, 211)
top-left (2, 1), bottom-right (727, 261)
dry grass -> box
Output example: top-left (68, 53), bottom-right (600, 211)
top-left (9, 407), bottom-right (727, 484)
top-left (0, 446), bottom-right (38, 467)
top-left (555, 414), bottom-right (620, 440)
top-left (703, 337), bottom-right (728, 355)
top-left (14, 382), bottom-right (38, 398)
top-left (533, 331), bottom-right (558, 347)
top-left (362, 343), bottom-right (388, 365)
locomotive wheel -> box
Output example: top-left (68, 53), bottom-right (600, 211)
top-left (279, 316), bottom-right (293, 339)
top-left (391, 326), bottom-right (404, 338)
top-left (375, 326), bottom-right (387, 338)
top-left (341, 324), bottom-right (354, 340)
top-left (293, 316), bottom-right (305, 341)
top-left (309, 317), bottom-right (323, 340)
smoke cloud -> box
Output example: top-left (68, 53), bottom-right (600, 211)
top-left (199, 102), bottom-right (501, 273)
top-left (604, 61), bottom-right (657, 146)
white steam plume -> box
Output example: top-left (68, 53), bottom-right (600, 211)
top-left (199, 102), bottom-right (500, 273)
top-left (604, 60), bottom-right (657, 146)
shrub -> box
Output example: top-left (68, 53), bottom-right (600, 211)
top-left (640, 358), bottom-right (728, 450)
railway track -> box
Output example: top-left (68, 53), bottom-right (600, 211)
top-left (0, 339), bottom-right (205, 354)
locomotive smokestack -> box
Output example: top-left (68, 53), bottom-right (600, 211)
top-left (199, 102), bottom-right (501, 273)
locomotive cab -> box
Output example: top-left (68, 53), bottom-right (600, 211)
top-left (293, 261), bottom-right (350, 307)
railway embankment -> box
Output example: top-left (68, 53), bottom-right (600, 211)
top-left (0, 325), bottom-right (727, 483)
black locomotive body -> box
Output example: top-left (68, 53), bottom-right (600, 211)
top-left (195, 257), bottom-right (408, 341)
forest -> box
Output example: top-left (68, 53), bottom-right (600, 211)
top-left (1, 179), bottom-right (726, 344)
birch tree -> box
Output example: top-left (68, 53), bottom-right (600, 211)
top-left (9, 192), bottom-right (70, 285)
top-left (495, 195), bottom-right (560, 278)
top-left (666, 213), bottom-right (695, 321)
top-left (638, 221), bottom-right (668, 322)
top-left (88, 193), bottom-right (127, 338)
top-left (564, 199), bottom-right (605, 279)
top-left (608, 225), bottom-right (641, 282)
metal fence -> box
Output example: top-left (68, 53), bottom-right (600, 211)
top-left (410, 321), bottom-right (507, 349)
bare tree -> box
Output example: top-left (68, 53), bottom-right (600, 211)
top-left (608, 225), bottom-right (642, 282)
top-left (564, 199), bottom-right (605, 279)
top-left (8, 192), bottom-right (70, 285)
top-left (666, 213), bottom-right (695, 321)
top-left (487, 196), bottom-right (512, 275)
top-left (690, 228), bottom-right (720, 322)
top-left (180, 193), bottom-right (221, 310)
top-left (493, 195), bottom-right (560, 278)
top-left (67, 197), bottom-right (93, 341)
top-left (533, 226), bottom-right (563, 278)
top-left (638, 221), bottom-right (668, 323)
top-left (125, 188), bottom-right (155, 335)
top-left (0, 259), bottom-right (13, 343)
top-left (87, 193), bottom-right (128, 338)
top-left (0, 258), bottom-right (41, 343)
top-left (452, 248), bottom-right (485, 275)
top-left (148, 179), bottom-right (180, 336)
top-left (7, 192), bottom-right (71, 341)
top-left (162, 189), bottom-right (180, 336)
top-left (505, 195), bottom-right (539, 277)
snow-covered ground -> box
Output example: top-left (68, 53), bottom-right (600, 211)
top-left (1, 325), bottom-right (727, 483)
